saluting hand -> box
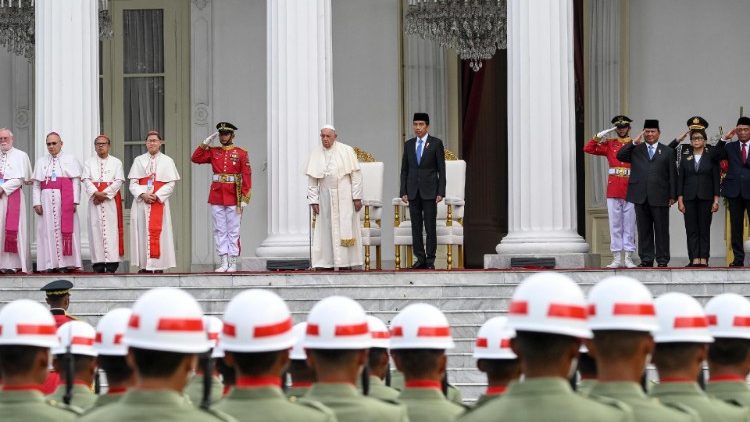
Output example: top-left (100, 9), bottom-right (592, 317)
top-left (633, 131), bottom-right (645, 144)
top-left (724, 127), bottom-right (738, 141)
top-left (678, 130), bottom-right (689, 142)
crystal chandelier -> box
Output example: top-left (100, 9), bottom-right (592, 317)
top-left (405, 0), bottom-right (508, 72)
top-left (0, 0), bottom-right (113, 61)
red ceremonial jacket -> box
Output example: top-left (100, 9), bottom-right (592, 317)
top-left (192, 145), bottom-right (252, 206)
top-left (583, 137), bottom-right (632, 199)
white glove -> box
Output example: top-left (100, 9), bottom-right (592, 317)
top-left (596, 126), bottom-right (617, 139)
top-left (202, 132), bottom-right (219, 145)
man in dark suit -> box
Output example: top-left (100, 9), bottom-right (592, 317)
top-left (715, 116), bottom-right (750, 266)
top-left (616, 119), bottom-right (677, 267)
top-left (400, 113), bottom-right (446, 269)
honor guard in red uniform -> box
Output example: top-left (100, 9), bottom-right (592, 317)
top-left (191, 122), bottom-right (251, 272)
top-left (584, 115), bottom-right (637, 268)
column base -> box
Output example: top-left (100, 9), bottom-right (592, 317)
top-left (484, 253), bottom-right (599, 269)
top-left (255, 234), bottom-right (311, 258)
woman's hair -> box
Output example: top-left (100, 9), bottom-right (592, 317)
top-left (690, 129), bottom-right (708, 141)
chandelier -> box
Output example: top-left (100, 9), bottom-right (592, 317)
top-left (0, 0), bottom-right (113, 61)
top-left (405, 0), bottom-right (507, 72)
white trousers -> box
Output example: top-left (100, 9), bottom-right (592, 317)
top-left (211, 205), bottom-right (242, 256)
top-left (607, 198), bottom-right (636, 252)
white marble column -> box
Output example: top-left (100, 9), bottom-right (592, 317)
top-left (491, 0), bottom-right (589, 266)
top-left (256, 0), bottom-right (333, 258)
top-left (35, 0), bottom-right (99, 259)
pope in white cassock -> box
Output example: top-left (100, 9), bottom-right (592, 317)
top-left (0, 128), bottom-right (32, 273)
top-left (82, 135), bottom-right (125, 273)
top-left (32, 132), bottom-right (83, 273)
top-left (305, 125), bottom-right (363, 270)
top-left (128, 131), bottom-right (180, 273)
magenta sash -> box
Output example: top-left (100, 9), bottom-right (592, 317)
top-left (4, 189), bottom-right (21, 253)
top-left (40, 177), bottom-right (75, 256)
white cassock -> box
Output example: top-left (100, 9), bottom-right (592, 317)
top-left (32, 152), bottom-right (83, 271)
top-left (128, 152), bottom-right (180, 270)
top-left (305, 141), bottom-right (363, 269)
top-left (0, 147), bottom-right (32, 272)
top-left (82, 155), bottom-right (125, 264)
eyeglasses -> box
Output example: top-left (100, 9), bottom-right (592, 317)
top-left (95, 143), bottom-right (109, 146)
top-left (691, 137), bottom-right (705, 141)
top-left (46, 142), bottom-right (58, 146)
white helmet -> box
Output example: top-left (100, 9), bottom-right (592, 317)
top-left (221, 289), bottom-right (295, 353)
top-left (390, 303), bottom-right (455, 350)
top-left (654, 292), bottom-right (713, 343)
top-left (508, 272), bottom-right (592, 339)
top-left (204, 316), bottom-right (225, 358)
top-left (587, 276), bottom-right (658, 332)
top-left (0, 299), bottom-right (59, 348)
top-left (473, 316), bottom-right (516, 360)
top-left (367, 315), bottom-right (391, 349)
top-left (123, 287), bottom-right (210, 354)
top-left (52, 320), bottom-right (98, 357)
top-left (705, 293), bottom-right (750, 340)
top-left (94, 308), bottom-right (132, 356)
top-left (303, 296), bottom-right (371, 350)
top-left (289, 322), bottom-right (308, 360)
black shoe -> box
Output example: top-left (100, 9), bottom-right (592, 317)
top-left (657, 263), bottom-right (668, 268)
top-left (426, 265), bottom-right (435, 269)
top-left (138, 269), bottom-right (150, 273)
top-left (638, 262), bottom-right (653, 267)
top-left (730, 261), bottom-right (744, 267)
top-left (686, 262), bottom-right (694, 267)
top-left (411, 261), bottom-right (427, 269)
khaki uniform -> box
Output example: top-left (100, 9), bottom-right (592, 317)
top-left (707, 381), bottom-right (750, 407)
top-left (0, 389), bottom-right (79, 422)
top-left (650, 382), bottom-right (750, 421)
top-left (391, 371), bottom-right (463, 405)
top-left (399, 387), bottom-right (465, 421)
top-left (578, 379), bottom-right (597, 395)
top-left (361, 376), bottom-right (400, 401)
top-left (77, 389), bottom-right (235, 421)
top-left (305, 383), bottom-right (408, 422)
top-left (286, 385), bottom-right (311, 401)
top-left (590, 381), bottom-right (699, 422)
top-left (214, 385), bottom-right (336, 421)
top-left (185, 374), bottom-right (224, 407)
top-left (457, 378), bottom-right (633, 422)
top-left (85, 392), bottom-right (125, 413)
top-left (47, 384), bottom-right (97, 411)
top-left (472, 393), bottom-right (501, 408)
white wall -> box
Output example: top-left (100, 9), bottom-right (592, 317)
top-left (0, 49), bottom-right (12, 129)
top-left (629, 0), bottom-right (750, 263)
top-left (332, 0), bottom-right (402, 261)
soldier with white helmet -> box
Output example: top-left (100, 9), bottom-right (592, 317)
top-left (47, 320), bottom-right (98, 410)
top-left (390, 303), bottom-right (465, 421)
top-left (650, 292), bottom-right (750, 421)
top-left (285, 322), bottom-right (315, 400)
top-left (0, 299), bottom-right (80, 421)
top-left (704, 293), bottom-right (750, 406)
top-left (458, 272), bottom-right (633, 422)
top-left (303, 296), bottom-right (408, 421)
top-left (185, 316), bottom-right (225, 407)
top-left (213, 289), bottom-right (336, 421)
top-left (87, 308), bottom-right (135, 412)
top-left (77, 287), bottom-right (234, 421)
top-left (471, 316), bottom-right (520, 407)
top-left (360, 315), bottom-right (400, 401)
top-left (584, 276), bottom-right (699, 421)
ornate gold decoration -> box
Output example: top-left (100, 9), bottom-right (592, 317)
top-left (341, 238), bottom-right (356, 247)
top-left (444, 149), bottom-right (458, 160)
top-left (353, 147), bottom-right (376, 162)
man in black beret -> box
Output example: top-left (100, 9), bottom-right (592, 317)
top-left (617, 119), bottom-right (677, 267)
top-left (716, 116), bottom-right (750, 266)
top-left (400, 113), bottom-right (446, 269)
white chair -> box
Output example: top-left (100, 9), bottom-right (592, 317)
top-left (393, 152), bottom-right (466, 270)
top-left (355, 148), bottom-right (384, 271)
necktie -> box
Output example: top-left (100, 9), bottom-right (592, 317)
top-left (648, 145), bottom-right (655, 160)
top-left (743, 143), bottom-right (747, 165)
top-left (416, 139), bottom-right (424, 165)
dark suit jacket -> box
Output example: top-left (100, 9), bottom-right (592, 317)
top-left (677, 149), bottom-right (720, 201)
top-left (714, 140), bottom-right (750, 199)
top-left (400, 135), bottom-right (447, 200)
top-left (616, 141), bottom-right (677, 206)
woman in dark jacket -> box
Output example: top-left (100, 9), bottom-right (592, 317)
top-left (676, 128), bottom-right (721, 266)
